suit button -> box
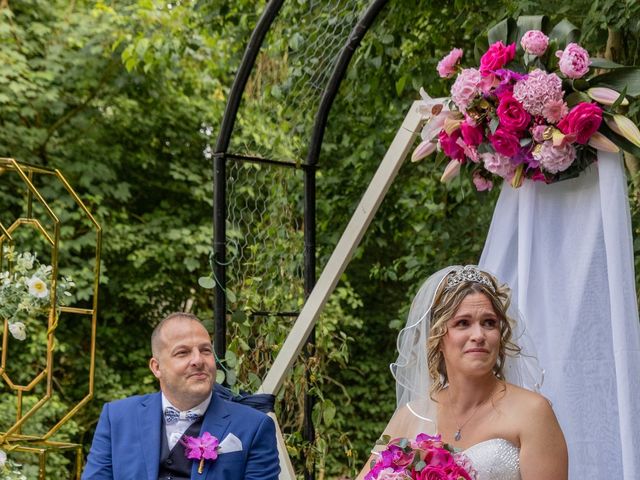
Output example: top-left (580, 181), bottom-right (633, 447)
top-left (166, 459), bottom-right (173, 465)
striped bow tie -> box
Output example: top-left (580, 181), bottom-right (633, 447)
top-left (163, 406), bottom-right (202, 425)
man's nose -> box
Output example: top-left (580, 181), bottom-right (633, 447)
top-left (189, 349), bottom-right (204, 365)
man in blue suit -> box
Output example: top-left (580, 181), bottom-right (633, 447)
top-left (82, 312), bottom-right (280, 480)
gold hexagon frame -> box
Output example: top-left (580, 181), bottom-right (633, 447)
top-left (0, 158), bottom-right (101, 478)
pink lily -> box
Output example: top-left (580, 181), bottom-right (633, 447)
top-left (411, 140), bottom-right (437, 162)
top-left (612, 114), bottom-right (640, 147)
top-left (588, 131), bottom-right (619, 152)
top-left (440, 159), bottom-right (461, 183)
top-left (587, 87), bottom-right (629, 106)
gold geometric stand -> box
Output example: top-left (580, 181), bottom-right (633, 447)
top-left (0, 158), bottom-right (101, 478)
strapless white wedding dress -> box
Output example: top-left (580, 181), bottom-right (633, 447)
top-left (462, 438), bottom-right (520, 480)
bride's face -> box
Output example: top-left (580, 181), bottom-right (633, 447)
top-left (440, 292), bottom-right (501, 378)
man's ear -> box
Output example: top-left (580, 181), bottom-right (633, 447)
top-left (149, 357), bottom-right (161, 379)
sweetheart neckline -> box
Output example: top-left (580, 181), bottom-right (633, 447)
top-left (459, 437), bottom-right (520, 454)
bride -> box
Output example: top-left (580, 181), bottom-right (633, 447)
top-left (357, 265), bottom-right (567, 479)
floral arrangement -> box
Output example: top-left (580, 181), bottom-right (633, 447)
top-left (0, 449), bottom-right (27, 480)
top-left (412, 17), bottom-right (640, 191)
top-left (0, 246), bottom-right (74, 341)
top-left (182, 432), bottom-right (219, 474)
top-left (365, 433), bottom-right (477, 480)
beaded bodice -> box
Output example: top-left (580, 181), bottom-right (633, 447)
top-left (462, 438), bottom-right (520, 480)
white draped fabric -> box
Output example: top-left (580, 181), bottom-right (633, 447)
top-left (479, 151), bottom-right (640, 479)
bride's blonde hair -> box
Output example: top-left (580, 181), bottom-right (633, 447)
top-left (426, 268), bottom-right (520, 397)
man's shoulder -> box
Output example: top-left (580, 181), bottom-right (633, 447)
top-left (218, 396), bottom-right (271, 422)
top-left (103, 392), bottom-right (160, 415)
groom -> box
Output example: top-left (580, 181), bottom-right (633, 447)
top-left (82, 312), bottom-right (280, 479)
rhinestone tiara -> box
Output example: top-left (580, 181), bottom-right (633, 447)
top-left (445, 265), bottom-right (494, 292)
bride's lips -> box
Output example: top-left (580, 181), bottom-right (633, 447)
top-left (465, 348), bottom-right (490, 354)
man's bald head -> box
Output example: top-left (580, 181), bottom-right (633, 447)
top-left (151, 312), bottom-right (203, 358)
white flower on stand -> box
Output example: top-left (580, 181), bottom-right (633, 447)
top-left (8, 322), bottom-right (27, 341)
top-left (0, 448), bottom-right (6, 468)
top-left (27, 275), bottom-right (48, 299)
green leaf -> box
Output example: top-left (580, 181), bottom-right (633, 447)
top-left (590, 58), bottom-right (626, 70)
top-left (487, 18), bottom-right (516, 45)
top-left (215, 370), bottom-right (225, 384)
top-left (198, 276), bottom-right (215, 289)
top-left (322, 399), bottom-right (336, 426)
top-left (226, 369), bottom-right (237, 386)
top-left (549, 19), bottom-right (580, 49)
top-left (226, 289), bottom-right (237, 303)
top-left (225, 349), bottom-right (237, 368)
top-left (589, 67), bottom-right (640, 98)
top-left (395, 76), bottom-right (407, 96)
top-left (565, 91), bottom-right (590, 107)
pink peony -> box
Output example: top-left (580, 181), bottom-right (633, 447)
top-left (479, 41), bottom-right (516, 76)
top-left (460, 121), bottom-right (484, 147)
top-left (371, 467), bottom-right (411, 480)
top-left (534, 141), bottom-right (576, 173)
top-left (542, 99), bottom-right (569, 124)
top-left (556, 43), bottom-right (590, 79)
top-left (496, 94), bottom-right (531, 132)
top-left (520, 30), bottom-right (549, 56)
top-left (450, 68), bottom-right (481, 112)
top-left (557, 102), bottom-right (602, 144)
top-left (489, 127), bottom-right (521, 157)
top-left (473, 171), bottom-right (493, 191)
top-left (437, 48), bottom-right (463, 78)
top-left (512, 69), bottom-right (564, 117)
top-left (438, 129), bottom-right (465, 161)
top-left (481, 151), bottom-right (516, 179)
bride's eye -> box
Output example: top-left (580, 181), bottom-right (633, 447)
top-left (453, 319), bottom-right (469, 327)
top-left (483, 318), bottom-right (498, 328)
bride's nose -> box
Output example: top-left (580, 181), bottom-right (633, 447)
top-left (469, 322), bottom-right (486, 342)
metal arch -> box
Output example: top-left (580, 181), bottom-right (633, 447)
top-left (213, 0), bottom-right (285, 361)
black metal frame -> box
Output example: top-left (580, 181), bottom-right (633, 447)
top-left (213, 1), bottom-right (389, 477)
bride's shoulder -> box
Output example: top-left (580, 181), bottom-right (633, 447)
top-left (502, 382), bottom-right (555, 416)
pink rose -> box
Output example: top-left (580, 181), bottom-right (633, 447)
top-left (448, 465), bottom-right (473, 480)
top-left (496, 94), bottom-right (531, 132)
top-left (450, 68), bottom-right (481, 112)
top-left (438, 129), bottom-right (465, 161)
top-left (437, 48), bottom-right (463, 78)
top-left (489, 127), bottom-right (521, 157)
top-left (479, 41), bottom-right (516, 76)
top-left (557, 102), bottom-right (603, 144)
top-left (460, 121), bottom-right (484, 147)
top-left (520, 30), bottom-right (549, 56)
top-left (374, 467), bottom-right (411, 480)
top-left (413, 466), bottom-right (449, 480)
top-left (556, 43), bottom-right (590, 79)
top-left (473, 171), bottom-right (493, 191)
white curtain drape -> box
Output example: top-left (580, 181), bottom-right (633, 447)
top-left (479, 151), bottom-right (640, 479)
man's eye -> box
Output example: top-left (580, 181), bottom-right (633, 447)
top-left (201, 348), bottom-right (213, 355)
top-left (175, 351), bottom-right (187, 356)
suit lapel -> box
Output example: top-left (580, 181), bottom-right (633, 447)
top-left (137, 392), bottom-right (162, 480)
top-left (191, 395), bottom-right (231, 479)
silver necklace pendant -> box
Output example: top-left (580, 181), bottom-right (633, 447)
top-left (454, 429), bottom-right (462, 441)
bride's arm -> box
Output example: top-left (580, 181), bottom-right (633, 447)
top-left (519, 395), bottom-right (568, 480)
top-left (355, 403), bottom-right (437, 480)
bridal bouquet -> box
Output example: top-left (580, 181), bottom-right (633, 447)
top-left (412, 17), bottom-right (640, 191)
top-left (365, 433), bottom-right (477, 480)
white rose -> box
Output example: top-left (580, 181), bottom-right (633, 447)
top-left (27, 275), bottom-right (49, 299)
top-left (0, 448), bottom-right (6, 468)
top-left (9, 322), bottom-right (27, 341)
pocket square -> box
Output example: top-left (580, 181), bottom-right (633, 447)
top-left (218, 433), bottom-right (243, 454)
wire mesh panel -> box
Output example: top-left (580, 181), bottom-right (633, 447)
top-left (225, 159), bottom-right (305, 314)
top-left (229, 0), bottom-right (369, 164)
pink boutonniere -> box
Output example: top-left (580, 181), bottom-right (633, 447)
top-left (182, 432), bottom-right (220, 474)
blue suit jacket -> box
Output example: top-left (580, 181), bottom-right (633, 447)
top-left (82, 390), bottom-right (280, 480)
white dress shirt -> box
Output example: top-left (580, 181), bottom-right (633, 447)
top-left (161, 393), bottom-right (212, 450)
